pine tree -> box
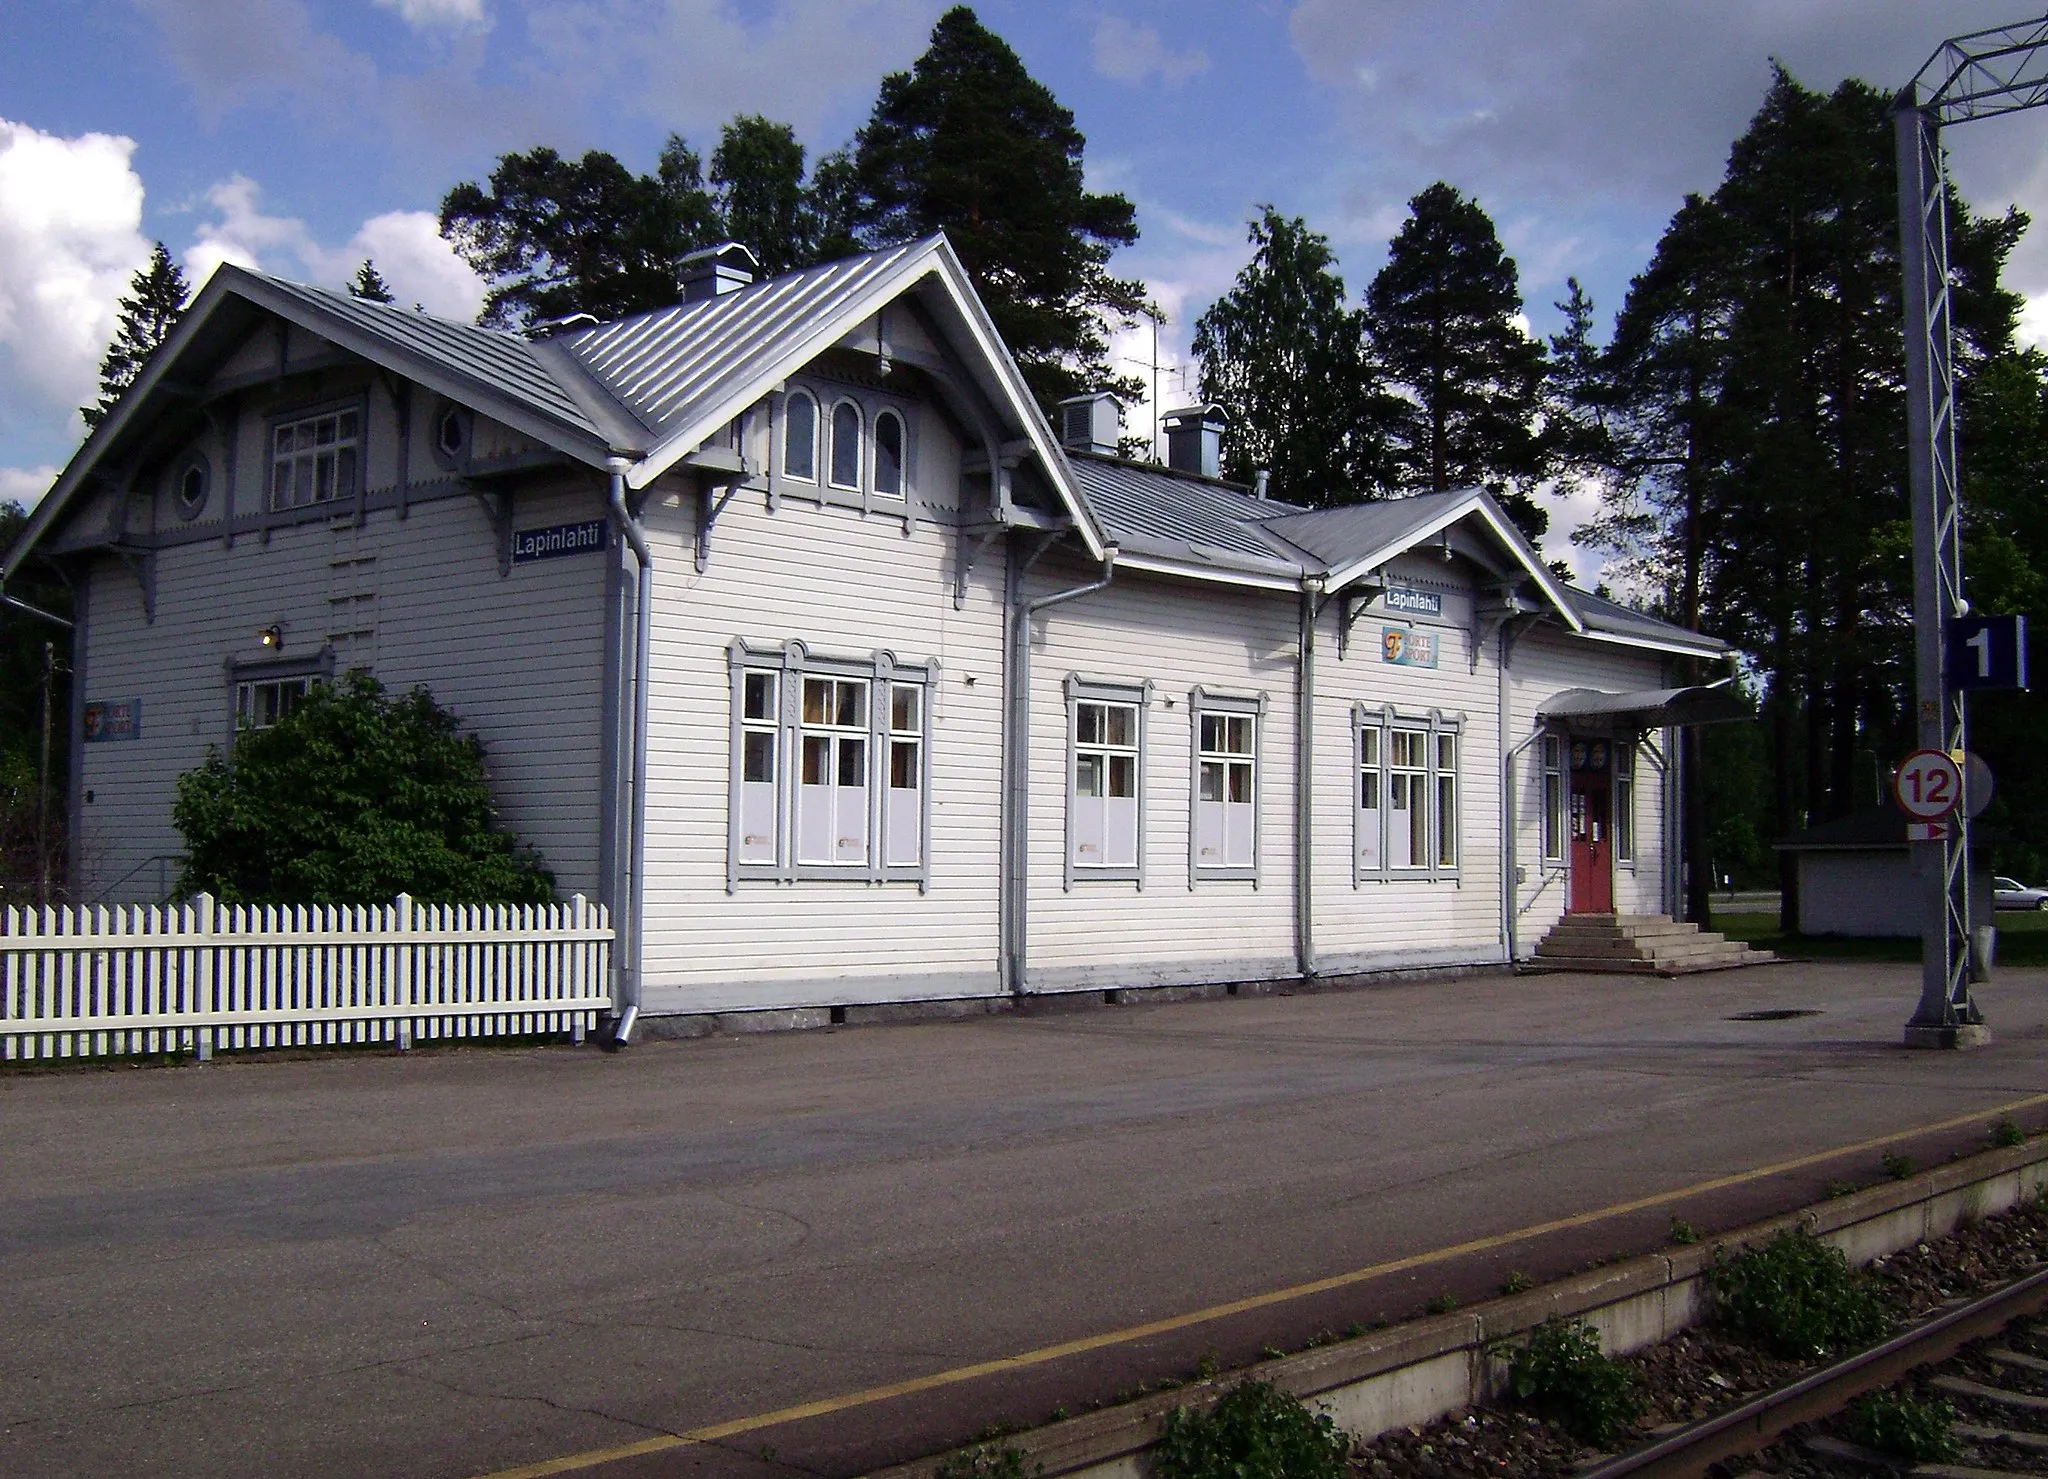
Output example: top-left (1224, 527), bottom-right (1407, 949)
top-left (711, 116), bottom-right (812, 278)
top-left (1363, 183), bottom-right (1548, 539)
top-left (348, 259), bottom-right (396, 303)
top-left (440, 139), bottom-right (718, 329)
top-left (82, 242), bottom-right (189, 430)
top-left (1193, 207), bottom-right (1381, 503)
top-left (847, 6), bottom-right (1149, 408)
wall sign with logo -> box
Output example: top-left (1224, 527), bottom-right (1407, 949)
top-left (1380, 627), bottom-right (1439, 669)
top-left (511, 519), bottom-right (608, 564)
top-left (1381, 586), bottom-right (1444, 618)
top-left (82, 698), bottom-right (141, 742)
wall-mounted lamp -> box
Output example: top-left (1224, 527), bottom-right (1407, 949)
top-left (1439, 530), bottom-right (1455, 562)
top-left (258, 624), bottom-right (283, 649)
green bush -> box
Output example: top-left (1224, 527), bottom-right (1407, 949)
top-left (1153, 1380), bottom-right (1351, 1479)
top-left (173, 670), bottom-right (553, 905)
top-left (1505, 1318), bottom-right (1646, 1446)
top-left (933, 1444), bottom-right (1040, 1479)
top-left (1706, 1227), bottom-right (1893, 1359)
top-left (1844, 1391), bottom-right (1959, 1461)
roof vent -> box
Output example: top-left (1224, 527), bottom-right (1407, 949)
top-left (680, 242), bottom-right (760, 302)
top-left (1057, 391), bottom-right (1121, 456)
top-left (1162, 404), bottom-right (1227, 480)
top-left (528, 311), bottom-right (599, 340)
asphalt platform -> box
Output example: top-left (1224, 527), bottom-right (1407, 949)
top-left (1, 960), bottom-right (2044, 1479)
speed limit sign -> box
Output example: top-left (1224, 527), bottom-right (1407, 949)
top-left (1894, 749), bottom-right (1963, 820)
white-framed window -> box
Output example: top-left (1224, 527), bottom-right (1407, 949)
top-left (769, 380), bottom-right (915, 511)
top-left (1066, 676), bottom-right (1147, 886)
top-left (727, 640), bottom-right (933, 888)
top-left (829, 400), bottom-right (862, 490)
top-left (237, 676), bottom-right (313, 730)
top-left (270, 405), bottom-right (362, 511)
top-left (1190, 687), bottom-right (1263, 883)
top-left (1541, 734), bottom-right (1566, 864)
top-left (1614, 740), bottom-right (1635, 864)
top-left (783, 390), bottom-right (819, 483)
top-left (874, 409), bottom-right (905, 499)
top-left (1355, 705), bottom-right (1462, 883)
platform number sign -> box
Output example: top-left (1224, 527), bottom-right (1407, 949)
top-left (1894, 748), bottom-right (1964, 821)
top-left (1946, 614), bottom-right (2028, 690)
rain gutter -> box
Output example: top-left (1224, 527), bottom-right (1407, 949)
top-left (602, 457), bottom-right (651, 1047)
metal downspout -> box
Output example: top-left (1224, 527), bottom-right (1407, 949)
top-left (1003, 542), bottom-right (1117, 998)
top-left (1499, 619), bottom-right (1548, 965)
top-left (603, 459), bottom-right (650, 1047)
top-left (1295, 583), bottom-right (1321, 982)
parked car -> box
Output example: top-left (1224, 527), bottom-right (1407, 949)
top-left (1993, 876), bottom-right (2048, 910)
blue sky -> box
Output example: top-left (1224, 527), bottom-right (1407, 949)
top-left (4, 1), bottom-right (2045, 575)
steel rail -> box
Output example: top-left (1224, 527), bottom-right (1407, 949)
top-left (1579, 1263), bottom-right (2048, 1479)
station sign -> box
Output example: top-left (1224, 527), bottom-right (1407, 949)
top-left (1946, 613), bottom-right (2028, 690)
top-left (1381, 627), bottom-right (1438, 669)
top-left (1893, 748), bottom-right (1963, 821)
top-left (1381, 587), bottom-right (1443, 618)
top-left (82, 698), bottom-right (140, 742)
top-left (511, 519), bottom-right (608, 564)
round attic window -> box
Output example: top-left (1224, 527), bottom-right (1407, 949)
top-left (173, 454), bottom-right (210, 520)
top-left (432, 403), bottom-right (472, 467)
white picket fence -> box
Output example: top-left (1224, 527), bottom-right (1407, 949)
top-left (0, 893), bottom-right (614, 1061)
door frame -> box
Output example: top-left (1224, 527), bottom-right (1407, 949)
top-left (1566, 736), bottom-right (1616, 915)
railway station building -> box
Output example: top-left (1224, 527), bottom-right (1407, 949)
top-left (3, 234), bottom-right (1740, 1025)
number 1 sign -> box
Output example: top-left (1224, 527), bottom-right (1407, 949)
top-left (1894, 749), bottom-right (1964, 821)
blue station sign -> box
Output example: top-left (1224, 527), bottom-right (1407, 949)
top-left (1382, 586), bottom-right (1444, 618)
top-left (512, 519), bottom-right (608, 565)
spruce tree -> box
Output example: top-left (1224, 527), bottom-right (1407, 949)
top-left (82, 242), bottom-right (189, 430)
top-left (847, 6), bottom-right (1148, 408)
top-left (711, 115), bottom-right (812, 278)
top-left (1193, 207), bottom-right (1381, 503)
top-left (1363, 183), bottom-right (1548, 539)
top-left (348, 259), bottom-right (396, 303)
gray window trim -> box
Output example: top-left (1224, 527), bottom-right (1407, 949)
top-left (1354, 702), bottom-right (1464, 885)
top-left (170, 449), bottom-right (211, 522)
top-left (765, 376), bottom-right (917, 529)
top-left (223, 645), bottom-right (337, 745)
top-left (263, 393), bottom-right (370, 522)
top-left (1064, 674), bottom-right (1151, 890)
top-left (727, 638), bottom-right (936, 891)
top-left (428, 399), bottom-right (474, 471)
top-left (1187, 686), bottom-right (1266, 887)
top-left (1614, 737), bottom-right (1638, 869)
top-left (1540, 730), bottom-right (1567, 869)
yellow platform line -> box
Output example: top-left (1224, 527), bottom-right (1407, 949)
top-left (474, 1091), bottom-right (2048, 1479)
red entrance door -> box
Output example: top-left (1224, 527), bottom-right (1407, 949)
top-left (1569, 770), bottom-right (1613, 914)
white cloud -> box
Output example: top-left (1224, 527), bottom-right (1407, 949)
top-left (2019, 294), bottom-right (2048, 353)
top-left (1093, 15), bottom-right (1210, 87)
top-left (375, 0), bottom-right (488, 28)
top-left (187, 175), bottom-right (486, 320)
top-left (0, 119), bottom-right (151, 439)
top-left (0, 465), bottom-right (59, 512)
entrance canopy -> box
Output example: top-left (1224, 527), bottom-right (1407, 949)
top-left (1539, 682), bottom-right (1751, 734)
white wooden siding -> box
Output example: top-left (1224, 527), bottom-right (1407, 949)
top-left (635, 417), bottom-right (1007, 1015)
top-left (1021, 558), bottom-right (1297, 990)
top-left (75, 366), bottom-right (608, 903)
top-left (1314, 557), bottom-right (1505, 973)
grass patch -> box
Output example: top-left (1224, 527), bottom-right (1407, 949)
top-left (1712, 907), bottom-right (2048, 966)
top-left (1844, 1391), bottom-right (1960, 1462)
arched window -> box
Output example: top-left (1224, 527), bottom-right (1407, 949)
top-left (783, 392), bottom-right (818, 482)
top-left (874, 410), bottom-right (905, 498)
top-left (830, 401), bottom-right (862, 490)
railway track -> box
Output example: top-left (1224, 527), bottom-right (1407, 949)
top-left (1581, 1265), bottom-right (2048, 1479)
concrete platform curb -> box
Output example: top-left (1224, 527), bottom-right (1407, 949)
top-left (864, 1137), bottom-right (2048, 1479)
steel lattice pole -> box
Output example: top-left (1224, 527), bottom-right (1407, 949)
top-left (1894, 96), bottom-right (1984, 1044)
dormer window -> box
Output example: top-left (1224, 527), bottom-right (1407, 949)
top-left (783, 392), bottom-right (818, 482)
top-left (271, 406), bottom-right (361, 511)
top-left (874, 410), bottom-right (904, 499)
top-left (829, 401), bottom-right (862, 490)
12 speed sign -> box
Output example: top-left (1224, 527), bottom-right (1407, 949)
top-left (1894, 748), bottom-right (1964, 820)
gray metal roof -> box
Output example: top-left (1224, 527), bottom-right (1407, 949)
top-left (255, 276), bottom-right (607, 442)
top-left (559, 240), bottom-right (928, 439)
top-left (1259, 493), bottom-right (1469, 568)
top-left (1564, 586), bottom-right (1726, 654)
top-left (1066, 456), bottom-right (1305, 571)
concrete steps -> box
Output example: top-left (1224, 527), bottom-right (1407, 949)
top-left (1531, 913), bottom-right (1775, 975)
